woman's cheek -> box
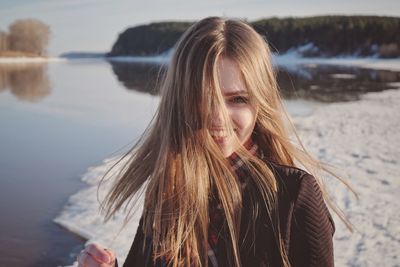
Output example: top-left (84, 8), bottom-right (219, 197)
top-left (231, 106), bottom-right (257, 139)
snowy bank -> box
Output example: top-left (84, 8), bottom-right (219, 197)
top-left (294, 89), bottom-right (400, 267)
top-left (55, 86), bottom-right (400, 266)
top-left (274, 49), bottom-right (400, 72)
top-left (54, 156), bottom-right (143, 266)
top-left (1, 52), bottom-right (399, 73)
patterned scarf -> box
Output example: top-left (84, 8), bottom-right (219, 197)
top-left (207, 139), bottom-right (258, 267)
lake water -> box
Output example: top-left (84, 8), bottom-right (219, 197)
top-left (0, 58), bottom-right (399, 267)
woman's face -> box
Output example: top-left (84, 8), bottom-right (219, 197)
top-left (209, 57), bottom-right (257, 157)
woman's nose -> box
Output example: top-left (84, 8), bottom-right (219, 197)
top-left (210, 105), bottom-right (227, 127)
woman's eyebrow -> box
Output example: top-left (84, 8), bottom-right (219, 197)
top-left (223, 90), bottom-right (248, 96)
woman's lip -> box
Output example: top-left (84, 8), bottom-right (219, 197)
top-left (209, 128), bottom-right (237, 132)
top-left (209, 130), bottom-right (236, 138)
top-left (212, 136), bottom-right (226, 143)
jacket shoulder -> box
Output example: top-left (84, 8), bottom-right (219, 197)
top-left (266, 161), bottom-right (310, 199)
top-left (267, 162), bottom-right (335, 267)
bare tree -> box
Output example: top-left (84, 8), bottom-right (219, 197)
top-left (8, 19), bottom-right (51, 56)
top-left (0, 31), bottom-right (8, 51)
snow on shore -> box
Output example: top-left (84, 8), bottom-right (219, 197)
top-left (2, 53), bottom-right (399, 73)
top-left (294, 89), bottom-right (400, 267)
top-left (103, 53), bottom-right (400, 72)
top-left (275, 54), bottom-right (400, 72)
top-left (54, 156), bottom-right (143, 266)
top-left (274, 45), bottom-right (400, 72)
top-left (55, 85), bottom-right (400, 266)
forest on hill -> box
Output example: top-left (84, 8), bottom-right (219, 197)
top-left (108, 16), bottom-right (400, 58)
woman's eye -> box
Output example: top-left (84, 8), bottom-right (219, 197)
top-left (230, 96), bottom-right (248, 104)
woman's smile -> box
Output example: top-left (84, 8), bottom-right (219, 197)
top-left (210, 129), bottom-right (228, 138)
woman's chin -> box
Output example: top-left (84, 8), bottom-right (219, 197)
top-left (220, 146), bottom-right (235, 158)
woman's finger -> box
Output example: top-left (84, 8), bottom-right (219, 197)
top-left (77, 250), bottom-right (85, 266)
top-left (85, 243), bottom-right (110, 263)
top-left (104, 248), bottom-right (116, 265)
top-left (77, 249), bottom-right (102, 267)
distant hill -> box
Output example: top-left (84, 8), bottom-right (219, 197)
top-left (108, 16), bottom-right (400, 58)
top-left (108, 22), bottom-right (191, 57)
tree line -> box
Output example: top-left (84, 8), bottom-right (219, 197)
top-left (0, 19), bottom-right (51, 57)
top-left (108, 15), bottom-right (400, 58)
top-left (252, 16), bottom-right (400, 57)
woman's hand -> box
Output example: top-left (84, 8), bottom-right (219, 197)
top-left (77, 243), bottom-right (116, 267)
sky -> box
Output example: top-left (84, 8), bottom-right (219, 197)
top-left (0, 0), bottom-right (399, 56)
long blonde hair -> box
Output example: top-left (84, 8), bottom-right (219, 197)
top-left (102, 16), bottom-right (353, 267)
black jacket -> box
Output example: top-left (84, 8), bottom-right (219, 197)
top-left (119, 162), bottom-right (335, 267)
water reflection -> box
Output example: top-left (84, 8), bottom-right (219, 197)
top-left (108, 61), bottom-right (165, 95)
top-left (108, 61), bottom-right (400, 102)
top-left (2, 60), bottom-right (399, 104)
top-left (0, 63), bottom-right (51, 101)
top-left (277, 64), bottom-right (400, 102)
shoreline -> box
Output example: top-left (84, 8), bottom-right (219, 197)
top-left (1, 54), bottom-right (399, 72)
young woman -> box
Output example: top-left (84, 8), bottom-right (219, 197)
top-left (77, 16), bottom-right (344, 267)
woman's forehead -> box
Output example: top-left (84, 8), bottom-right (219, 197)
top-left (216, 57), bottom-right (248, 95)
